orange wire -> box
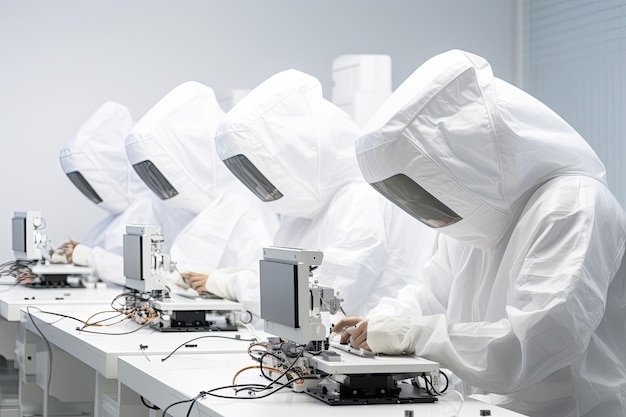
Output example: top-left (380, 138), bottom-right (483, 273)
top-left (232, 365), bottom-right (284, 386)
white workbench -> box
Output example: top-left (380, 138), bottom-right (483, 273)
top-left (1, 282), bottom-right (123, 321)
top-left (18, 303), bottom-right (261, 417)
top-left (0, 278), bottom-right (122, 417)
top-left (117, 352), bottom-right (529, 417)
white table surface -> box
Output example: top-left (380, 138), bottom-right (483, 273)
top-left (118, 352), bottom-right (528, 417)
top-left (19, 303), bottom-right (263, 378)
top-left (0, 281), bottom-right (123, 321)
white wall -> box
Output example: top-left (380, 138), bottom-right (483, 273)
top-left (0, 0), bottom-right (516, 261)
top-left (520, 0), bottom-right (626, 208)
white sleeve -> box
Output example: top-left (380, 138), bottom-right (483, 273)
top-left (72, 244), bottom-right (93, 266)
top-left (367, 315), bottom-right (415, 355)
top-left (368, 234), bottom-right (452, 318)
top-left (367, 284), bottom-right (425, 317)
top-left (206, 268), bottom-right (260, 316)
top-left (205, 268), bottom-right (238, 301)
top-left (90, 247), bottom-right (125, 286)
top-left (373, 180), bottom-right (625, 395)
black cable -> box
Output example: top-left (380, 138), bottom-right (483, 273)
top-left (24, 307), bottom-right (128, 330)
top-left (23, 306), bottom-right (128, 396)
top-left (161, 397), bottom-right (195, 417)
top-left (0, 260), bottom-right (35, 284)
top-left (161, 334), bottom-right (256, 362)
top-left (185, 395), bottom-right (203, 417)
top-left (207, 344), bottom-right (306, 399)
top-left (251, 352), bottom-right (304, 383)
top-left (140, 396), bottom-right (160, 410)
top-left (205, 380), bottom-right (295, 399)
top-left (413, 370), bottom-right (449, 395)
top-left (164, 344), bottom-right (307, 415)
top-left (25, 306), bottom-right (53, 396)
top-left (110, 292), bottom-right (139, 313)
top-left (31, 309), bottom-right (93, 325)
top-left (439, 369), bottom-right (449, 392)
top-left (247, 347), bottom-right (271, 361)
top-left (257, 351), bottom-right (286, 382)
top-left (419, 373), bottom-right (438, 395)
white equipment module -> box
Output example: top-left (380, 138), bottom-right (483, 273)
top-left (11, 210), bottom-right (91, 287)
top-left (257, 246), bottom-right (440, 405)
top-left (123, 224), bottom-right (243, 332)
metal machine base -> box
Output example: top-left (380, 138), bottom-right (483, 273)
top-left (306, 375), bottom-right (437, 405)
top-left (151, 310), bottom-right (238, 332)
top-left (25, 275), bottom-right (85, 288)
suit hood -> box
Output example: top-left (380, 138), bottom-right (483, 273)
top-left (356, 50), bottom-right (606, 249)
top-left (59, 101), bottom-right (139, 214)
top-left (125, 81), bottom-right (232, 214)
top-left (215, 69), bottom-right (361, 218)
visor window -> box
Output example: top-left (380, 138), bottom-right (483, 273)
top-left (132, 160), bottom-right (178, 200)
top-left (371, 174), bottom-right (461, 228)
top-left (66, 171), bottom-right (103, 204)
top-left (223, 154), bottom-right (283, 202)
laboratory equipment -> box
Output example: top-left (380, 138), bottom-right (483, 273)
top-left (123, 224), bottom-right (242, 331)
top-left (12, 211), bottom-right (45, 261)
top-left (10, 211), bottom-right (91, 287)
top-left (256, 246), bottom-right (440, 405)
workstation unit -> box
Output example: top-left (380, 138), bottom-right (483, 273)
top-left (18, 302), bottom-right (530, 417)
top-left (110, 247), bottom-right (526, 417)
top-left (10, 244), bottom-right (534, 417)
top-left (117, 352), bottom-right (529, 417)
top-left (17, 302), bottom-right (260, 417)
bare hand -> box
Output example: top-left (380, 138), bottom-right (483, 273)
top-left (332, 316), bottom-right (371, 351)
top-left (50, 240), bottom-right (79, 264)
top-left (181, 271), bottom-right (209, 293)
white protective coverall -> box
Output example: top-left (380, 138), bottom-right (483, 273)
top-left (210, 69), bottom-right (437, 318)
top-left (356, 50), bottom-right (626, 417)
top-left (59, 101), bottom-right (182, 285)
top-left (125, 81), bottom-right (278, 281)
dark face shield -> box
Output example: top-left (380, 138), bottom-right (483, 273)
top-left (66, 171), bottom-right (103, 204)
top-left (132, 160), bottom-right (178, 200)
top-left (222, 154), bottom-right (283, 202)
top-left (371, 174), bottom-right (462, 228)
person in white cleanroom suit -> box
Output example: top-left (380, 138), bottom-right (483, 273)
top-left (188, 69), bottom-right (437, 318)
top-left (334, 50), bottom-right (626, 417)
top-left (57, 101), bottom-right (187, 285)
top-left (124, 81), bottom-right (278, 286)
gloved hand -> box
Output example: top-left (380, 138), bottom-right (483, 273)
top-left (50, 240), bottom-right (78, 264)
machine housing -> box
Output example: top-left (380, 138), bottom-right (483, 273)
top-left (257, 246), bottom-right (440, 405)
top-left (123, 224), bottom-right (242, 332)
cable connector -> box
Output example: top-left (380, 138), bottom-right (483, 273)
top-left (139, 344), bottom-right (150, 362)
